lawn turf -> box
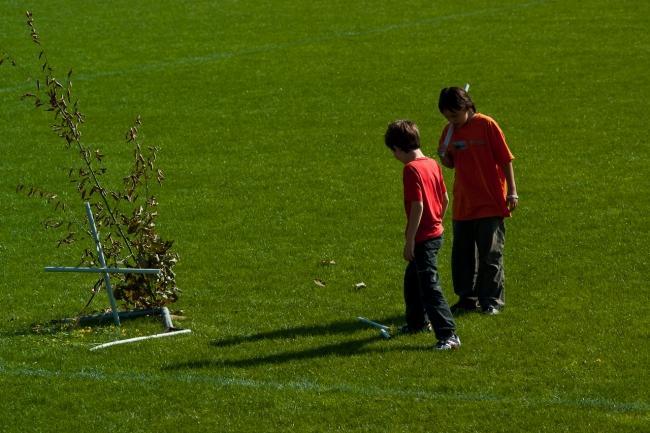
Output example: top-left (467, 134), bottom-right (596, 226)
top-left (0, 0), bottom-right (648, 432)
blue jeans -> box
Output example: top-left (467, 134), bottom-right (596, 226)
top-left (404, 237), bottom-right (456, 340)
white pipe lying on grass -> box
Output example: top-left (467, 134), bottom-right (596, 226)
top-left (89, 329), bottom-right (192, 351)
top-left (45, 266), bottom-right (161, 274)
top-left (357, 317), bottom-right (391, 339)
top-left (357, 316), bottom-right (390, 331)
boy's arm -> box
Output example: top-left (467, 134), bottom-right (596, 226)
top-left (438, 125), bottom-right (455, 168)
top-left (442, 191), bottom-right (449, 216)
top-left (502, 161), bottom-right (518, 211)
top-left (438, 153), bottom-right (454, 168)
top-left (404, 201), bottom-right (423, 262)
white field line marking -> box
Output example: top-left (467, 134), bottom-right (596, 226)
top-left (0, 0), bottom-right (547, 95)
top-left (0, 362), bottom-right (646, 413)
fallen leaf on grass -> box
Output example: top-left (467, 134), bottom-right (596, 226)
top-left (314, 279), bottom-right (326, 287)
top-left (354, 282), bottom-right (366, 290)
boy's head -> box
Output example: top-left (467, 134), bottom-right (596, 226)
top-left (384, 120), bottom-right (421, 153)
top-left (438, 87), bottom-right (476, 114)
top-left (438, 87), bottom-right (477, 128)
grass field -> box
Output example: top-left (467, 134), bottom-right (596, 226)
top-left (1, 0), bottom-right (648, 432)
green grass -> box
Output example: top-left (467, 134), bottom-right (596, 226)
top-left (1, 0), bottom-right (648, 432)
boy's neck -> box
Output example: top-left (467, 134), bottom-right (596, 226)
top-left (407, 148), bottom-right (425, 162)
top-left (401, 148), bottom-right (425, 164)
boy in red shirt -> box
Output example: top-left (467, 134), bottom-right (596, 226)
top-left (385, 120), bottom-right (459, 350)
top-left (437, 87), bottom-right (518, 315)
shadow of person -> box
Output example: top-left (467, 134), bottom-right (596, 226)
top-left (163, 315), bottom-right (408, 371)
top-left (167, 335), bottom-right (383, 370)
top-left (211, 315), bottom-right (402, 348)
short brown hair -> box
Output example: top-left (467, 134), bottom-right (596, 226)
top-left (384, 120), bottom-right (420, 152)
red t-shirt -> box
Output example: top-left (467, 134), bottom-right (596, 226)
top-left (403, 157), bottom-right (447, 243)
top-left (439, 113), bottom-right (514, 221)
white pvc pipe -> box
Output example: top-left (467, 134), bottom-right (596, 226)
top-left (89, 329), bottom-right (192, 351)
top-left (160, 307), bottom-right (174, 330)
top-left (84, 202), bottom-right (120, 326)
top-left (45, 266), bottom-right (161, 274)
top-left (439, 83), bottom-right (471, 156)
top-left (440, 124), bottom-right (455, 154)
top-left (357, 316), bottom-right (390, 331)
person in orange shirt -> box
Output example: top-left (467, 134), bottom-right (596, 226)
top-left (437, 87), bottom-right (518, 315)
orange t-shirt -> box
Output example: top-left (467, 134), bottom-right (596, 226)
top-left (439, 113), bottom-right (514, 221)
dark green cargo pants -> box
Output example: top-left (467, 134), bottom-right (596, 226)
top-left (452, 217), bottom-right (506, 310)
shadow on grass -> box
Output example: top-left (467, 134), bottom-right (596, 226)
top-left (211, 316), bottom-right (402, 348)
top-left (163, 315), bottom-right (435, 370)
top-left (0, 312), bottom-right (158, 338)
top-left (0, 320), bottom-right (78, 338)
top-left (168, 336), bottom-right (389, 370)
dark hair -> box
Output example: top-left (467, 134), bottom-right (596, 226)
top-left (438, 87), bottom-right (476, 113)
top-left (384, 120), bottom-right (421, 152)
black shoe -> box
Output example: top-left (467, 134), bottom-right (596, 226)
top-left (450, 298), bottom-right (480, 314)
top-left (399, 322), bottom-right (433, 334)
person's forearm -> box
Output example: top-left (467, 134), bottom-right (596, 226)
top-left (406, 201), bottom-right (423, 243)
top-left (442, 192), bottom-right (449, 217)
top-left (502, 161), bottom-right (519, 211)
top-left (404, 201), bottom-right (423, 261)
top-left (502, 161), bottom-right (517, 196)
top-left (439, 153), bottom-right (454, 168)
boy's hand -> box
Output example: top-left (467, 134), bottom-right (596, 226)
top-left (438, 152), bottom-right (454, 168)
top-left (403, 240), bottom-right (415, 262)
top-left (506, 194), bottom-right (519, 211)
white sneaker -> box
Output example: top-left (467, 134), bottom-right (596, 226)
top-left (435, 334), bottom-right (461, 350)
top-left (482, 306), bottom-right (500, 316)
